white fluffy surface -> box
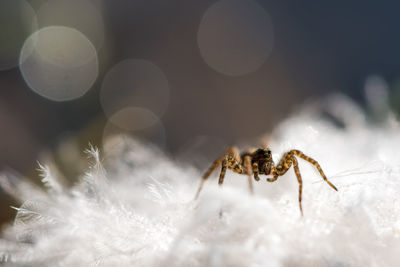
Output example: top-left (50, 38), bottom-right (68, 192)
top-left (1, 95), bottom-right (400, 266)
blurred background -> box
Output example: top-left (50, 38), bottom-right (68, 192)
top-left (1, 0), bottom-right (400, 225)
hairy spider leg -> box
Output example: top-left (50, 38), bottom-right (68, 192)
top-left (292, 157), bottom-right (303, 215)
top-left (252, 161), bottom-right (260, 181)
top-left (266, 153), bottom-right (304, 215)
top-left (218, 155), bottom-right (244, 185)
top-left (289, 150), bottom-right (338, 191)
top-left (267, 151), bottom-right (292, 181)
top-left (267, 174), bottom-right (279, 182)
top-left (195, 146), bottom-right (255, 199)
top-left (267, 150), bottom-right (337, 214)
top-left (267, 150), bottom-right (337, 191)
top-left (194, 147), bottom-right (240, 199)
top-left (194, 158), bottom-right (222, 199)
top-left (218, 147), bottom-right (242, 184)
top-left (243, 155), bottom-right (254, 194)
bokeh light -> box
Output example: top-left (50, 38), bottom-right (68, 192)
top-left (198, 0), bottom-right (273, 76)
top-left (108, 107), bottom-right (159, 131)
top-left (19, 26), bottom-right (99, 101)
top-left (100, 59), bottom-right (169, 120)
top-left (36, 0), bottom-right (105, 50)
top-left (0, 0), bottom-right (37, 71)
top-left (102, 107), bottom-right (166, 151)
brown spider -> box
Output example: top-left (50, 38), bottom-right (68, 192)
top-left (194, 146), bottom-right (338, 215)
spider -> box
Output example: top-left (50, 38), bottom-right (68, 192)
top-left (194, 146), bottom-right (338, 215)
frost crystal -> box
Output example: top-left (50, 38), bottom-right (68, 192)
top-left (1, 96), bottom-right (400, 266)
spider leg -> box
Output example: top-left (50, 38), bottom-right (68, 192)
top-left (252, 162), bottom-right (260, 181)
top-left (194, 146), bottom-right (243, 199)
top-left (267, 152), bottom-right (291, 182)
top-left (290, 150), bottom-right (338, 191)
top-left (219, 155), bottom-right (244, 185)
top-left (218, 157), bottom-right (229, 185)
top-left (243, 155), bottom-right (254, 194)
top-left (194, 158), bottom-right (222, 199)
top-left (266, 174), bottom-right (279, 182)
top-left (291, 156), bottom-right (303, 216)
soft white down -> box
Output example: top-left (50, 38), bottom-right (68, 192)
top-left (1, 95), bottom-right (400, 266)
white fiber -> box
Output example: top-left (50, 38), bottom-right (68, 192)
top-left (1, 95), bottom-right (400, 266)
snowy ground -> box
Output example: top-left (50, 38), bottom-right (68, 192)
top-left (1, 95), bottom-right (400, 266)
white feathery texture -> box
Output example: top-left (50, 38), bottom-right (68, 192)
top-left (1, 94), bottom-right (400, 266)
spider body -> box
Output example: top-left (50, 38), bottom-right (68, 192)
top-left (247, 148), bottom-right (273, 177)
top-left (194, 146), bottom-right (338, 215)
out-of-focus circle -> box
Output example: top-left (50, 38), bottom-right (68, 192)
top-left (36, 0), bottom-right (105, 50)
top-left (198, 0), bottom-right (273, 76)
top-left (19, 26), bottom-right (98, 101)
top-left (108, 107), bottom-right (159, 131)
top-left (100, 59), bottom-right (169, 120)
top-left (0, 0), bottom-right (38, 70)
top-left (102, 108), bottom-right (166, 150)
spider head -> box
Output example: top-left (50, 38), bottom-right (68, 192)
top-left (254, 148), bottom-right (272, 158)
top-left (252, 148), bottom-right (274, 175)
